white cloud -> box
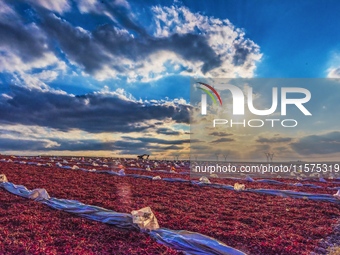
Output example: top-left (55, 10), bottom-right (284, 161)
top-left (76, 0), bottom-right (130, 17)
top-left (151, 5), bottom-right (262, 78)
top-left (33, 70), bottom-right (59, 82)
top-left (0, 1), bottom-right (18, 19)
top-left (76, 0), bottom-right (105, 13)
top-left (0, 50), bottom-right (55, 73)
top-left (1, 93), bottom-right (12, 100)
top-left (0, 1), bottom-right (262, 87)
top-left (62, 3), bottom-right (261, 82)
top-left (89, 5), bottom-right (261, 82)
top-left (327, 67), bottom-right (340, 78)
top-left (326, 52), bottom-right (340, 78)
top-left (0, 15), bottom-right (68, 92)
top-left (94, 86), bottom-right (136, 102)
top-left (11, 72), bottom-right (68, 94)
top-left (28, 0), bottom-right (71, 14)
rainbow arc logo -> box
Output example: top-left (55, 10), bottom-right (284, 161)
top-left (197, 82), bottom-right (222, 115)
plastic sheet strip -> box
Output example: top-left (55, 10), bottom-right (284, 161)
top-left (57, 168), bottom-right (340, 204)
top-left (43, 198), bottom-right (138, 230)
top-left (0, 177), bottom-right (247, 255)
top-left (150, 228), bottom-right (246, 255)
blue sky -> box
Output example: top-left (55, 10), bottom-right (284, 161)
top-left (0, 0), bottom-right (340, 160)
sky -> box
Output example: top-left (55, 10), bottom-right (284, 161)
top-left (0, 0), bottom-right (340, 160)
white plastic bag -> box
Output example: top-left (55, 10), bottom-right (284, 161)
top-left (334, 190), bottom-right (340, 200)
top-left (234, 183), bottom-right (245, 191)
top-left (0, 174), bottom-right (8, 183)
top-left (199, 176), bottom-right (211, 184)
top-left (131, 207), bottom-right (159, 231)
top-left (28, 189), bottom-right (50, 201)
top-left (152, 176), bottom-right (161, 180)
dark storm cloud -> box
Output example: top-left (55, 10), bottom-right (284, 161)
top-left (51, 139), bottom-right (115, 151)
top-left (0, 11), bottom-right (48, 62)
top-left (112, 140), bottom-right (185, 155)
top-left (232, 40), bottom-right (257, 67)
top-left (190, 144), bottom-right (210, 150)
top-left (163, 145), bottom-right (184, 150)
top-left (291, 131), bottom-right (340, 155)
top-left (0, 138), bottom-right (50, 151)
top-left (210, 137), bottom-right (234, 143)
top-left (41, 14), bottom-right (110, 74)
top-left (256, 136), bottom-right (292, 143)
top-left (121, 136), bottom-right (190, 145)
top-left (40, 12), bottom-right (221, 75)
top-left (1, 1), bottom-right (259, 78)
top-left (0, 86), bottom-right (191, 133)
top-left (0, 137), bottom-right (117, 152)
top-left (99, 0), bottom-right (147, 36)
top-left (156, 128), bottom-right (181, 136)
top-left (253, 144), bottom-right (271, 152)
top-left (0, 128), bottom-right (22, 136)
top-left (208, 131), bottom-right (233, 137)
top-left (0, 136), bottom-right (185, 153)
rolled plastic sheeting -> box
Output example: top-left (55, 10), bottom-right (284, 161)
top-left (302, 184), bottom-right (323, 188)
top-left (244, 176), bottom-right (254, 182)
top-left (126, 174), bottom-right (153, 180)
top-left (8, 158), bottom-right (339, 189)
top-left (256, 179), bottom-right (285, 185)
top-left (150, 228), bottom-right (247, 255)
top-left (163, 178), bottom-right (190, 183)
top-left (42, 198), bottom-right (139, 231)
top-left (328, 187), bottom-right (340, 190)
top-left (4, 164), bottom-right (338, 205)
top-left (245, 188), bottom-right (340, 204)
top-left (334, 190), bottom-right (340, 199)
top-left (255, 179), bottom-right (322, 188)
top-left (1, 178), bottom-right (248, 255)
top-left (191, 182), bottom-right (234, 191)
top-left (0, 182), bottom-right (50, 201)
top-left (191, 181), bottom-right (340, 204)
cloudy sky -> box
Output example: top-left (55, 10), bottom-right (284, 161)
top-left (0, 0), bottom-right (340, 160)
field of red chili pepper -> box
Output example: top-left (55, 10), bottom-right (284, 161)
top-left (1, 157), bottom-right (340, 255)
top-left (0, 189), bottom-right (181, 255)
